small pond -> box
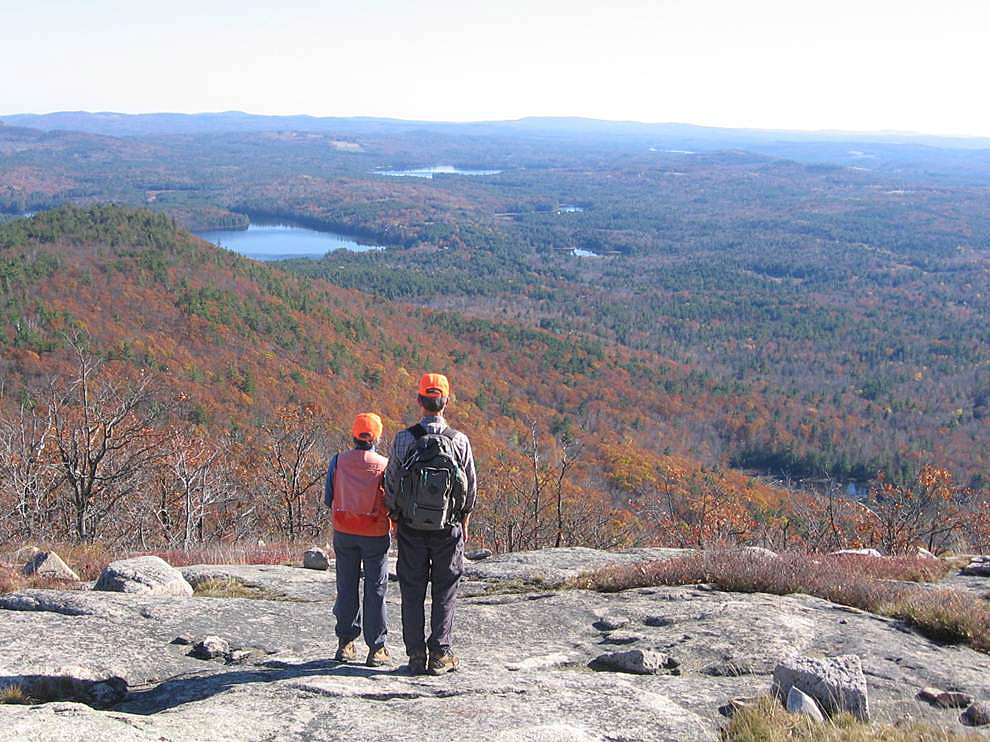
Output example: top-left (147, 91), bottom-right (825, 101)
top-left (195, 222), bottom-right (384, 260)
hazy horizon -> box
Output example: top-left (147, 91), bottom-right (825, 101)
top-left (7, 109), bottom-right (990, 143)
top-left (4, 0), bottom-right (990, 138)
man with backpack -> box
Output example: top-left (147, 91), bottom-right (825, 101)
top-left (385, 373), bottom-right (477, 675)
top-left (324, 412), bottom-right (392, 667)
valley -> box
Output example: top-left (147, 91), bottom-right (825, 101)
top-left (0, 114), bottom-right (989, 553)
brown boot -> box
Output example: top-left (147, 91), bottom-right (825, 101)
top-left (334, 640), bottom-right (357, 663)
top-left (428, 650), bottom-right (459, 675)
top-left (366, 645), bottom-right (392, 667)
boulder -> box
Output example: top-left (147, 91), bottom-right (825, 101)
top-left (302, 547), bottom-right (330, 571)
top-left (961, 702), bottom-right (990, 727)
top-left (786, 686), bottom-right (825, 723)
top-left (914, 546), bottom-right (938, 559)
top-left (21, 551), bottom-right (79, 581)
top-left (587, 649), bottom-right (675, 675)
top-left (643, 615), bottom-right (674, 627)
top-left (962, 557), bottom-right (990, 577)
top-left (918, 687), bottom-right (974, 709)
top-left (465, 548), bottom-right (493, 561)
top-left (93, 556), bottom-right (193, 597)
top-left (772, 654), bottom-right (870, 721)
top-left (592, 615), bottom-right (629, 631)
top-left (831, 548), bottom-right (883, 558)
top-left (190, 636), bottom-right (230, 660)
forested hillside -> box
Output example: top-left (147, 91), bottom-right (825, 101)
top-left (1, 205), bottom-right (808, 550)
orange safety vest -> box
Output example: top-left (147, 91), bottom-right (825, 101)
top-left (332, 448), bottom-right (390, 537)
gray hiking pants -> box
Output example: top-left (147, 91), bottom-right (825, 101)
top-left (396, 522), bottom-right (464, 656)
top-left (332, 531), bottom-right (390, 649)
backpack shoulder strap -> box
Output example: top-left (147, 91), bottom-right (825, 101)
top-left (408, 424), bottom-right (428, 439)
top-left (440, 427), bottom-right (459, 441)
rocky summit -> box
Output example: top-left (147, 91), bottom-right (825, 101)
top-left (1, 547), bottom-right (990, 741)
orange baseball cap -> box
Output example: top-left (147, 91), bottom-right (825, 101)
top-left (418, 372), bottom-right (450, 398)
top-left (352, 412), bottom-right (383, 442)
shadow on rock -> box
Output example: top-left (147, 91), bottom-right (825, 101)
top-left (118, 658), bottom-right (398, 714)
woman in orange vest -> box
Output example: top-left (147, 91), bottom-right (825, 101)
top-left (323, 412), bottom-right (392, 667)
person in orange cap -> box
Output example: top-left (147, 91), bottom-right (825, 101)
top-left (324, 412), bottom-right (392, 667)
top-left (385, 373), bottom-right (477, 675)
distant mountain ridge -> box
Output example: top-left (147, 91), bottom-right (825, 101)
top-left (5, 110), bottom-right (990, 151)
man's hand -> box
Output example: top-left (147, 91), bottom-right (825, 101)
top-left (461, 512), bottom-right (471, 543)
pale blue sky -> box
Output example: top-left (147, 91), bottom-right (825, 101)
top-left (2, 0), bottom-right (988, 136)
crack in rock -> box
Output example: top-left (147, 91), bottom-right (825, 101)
top-left (287, 681), bottom-right (528, 702)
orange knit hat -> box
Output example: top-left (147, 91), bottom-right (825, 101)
top-left (352, 412), bottom-right (383, 442)
top-left (418, 373), bottom-right (450, 398)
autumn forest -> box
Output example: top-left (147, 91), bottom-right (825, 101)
top-left (1, 113), bottom-right (988, 555)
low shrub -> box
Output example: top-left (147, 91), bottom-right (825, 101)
top-left (136, 542), bottom-right (302, 568)
top-left (571, 551), bottom-right (990, 654)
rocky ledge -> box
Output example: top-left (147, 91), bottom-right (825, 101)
top-left (1, 547), bottom-right (990, 741)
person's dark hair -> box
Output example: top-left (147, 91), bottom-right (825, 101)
top-left (353, 436), bottom-right (373, 447)
top-left (418, 394), bottom-right (447, 413)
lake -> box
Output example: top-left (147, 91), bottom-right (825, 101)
top-left (195, 223), bottom-right (384, 260)
top-left (375, 165), bottom-right (501, 179)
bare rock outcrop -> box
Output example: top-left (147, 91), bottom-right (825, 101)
top-left (2, 547), bottom-right (990, 740)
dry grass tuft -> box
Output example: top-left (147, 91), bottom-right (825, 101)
top-left (0, 561), bottom-right (83, 594)
top-left (571, 551), bottom-right (990, 654)
top-left (725, 695), bottom-right (981, 741)
top-left (192, 577), bottom-right (291, 601)
top-left (0, 684), bottom-right (32, 705)
top-left (0, 566), bottom-right (21, 595)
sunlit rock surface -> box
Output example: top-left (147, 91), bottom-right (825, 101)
top-left (1, 547), bottom-right (989, 740)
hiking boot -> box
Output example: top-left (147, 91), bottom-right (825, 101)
top-left (334, 640), bottom-right (357, 663)
top-left (366, 645), bottom-right (392, 668)
top-left (407, 652), bottom-right (427, 675)
top-left (428, 651), bottom-right (459, 675)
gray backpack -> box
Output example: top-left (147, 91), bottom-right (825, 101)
top-left (396, 424), bottom-right (467, 530)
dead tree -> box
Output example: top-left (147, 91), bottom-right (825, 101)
top-left (48, 342), bottom-right (168, 542)
top-left (260, 405), bottom-right (326, 539)
top-left (0, 401), bottom-right (60, 541)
